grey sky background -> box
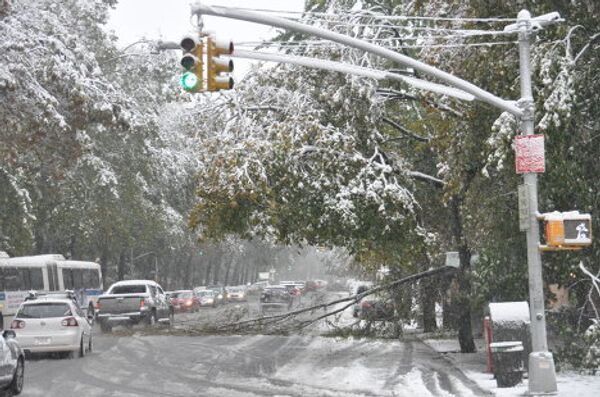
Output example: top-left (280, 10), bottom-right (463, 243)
top-left (106, 0), bottom-right (305, 79)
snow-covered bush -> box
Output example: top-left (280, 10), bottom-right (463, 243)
top-left (583, 320), bottom-right (600, 374)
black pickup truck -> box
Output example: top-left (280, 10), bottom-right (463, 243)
top-left (259, 285), bottom-right (293, 314)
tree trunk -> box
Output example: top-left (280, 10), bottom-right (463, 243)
top-left (118, 250), bottom-right (127, 281)
top-left (421, 278), bottom-right (437, 332)
top-left (223, 260), bottom-right (232, 286)
top-left (449, 198), bottom-right (476, 353)
top-left (99, 249), bottom-right (109, 287)
top-left (204, 263), bottom-right (212, 286)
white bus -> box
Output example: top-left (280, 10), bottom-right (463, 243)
top-left (0, 253), bottom-right (103, 328)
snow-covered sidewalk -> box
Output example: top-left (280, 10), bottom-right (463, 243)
top-left (418, 335), bottom-right (600, 396)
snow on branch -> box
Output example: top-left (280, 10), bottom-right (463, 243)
top-left (406, 170), bottom-right (445, 187)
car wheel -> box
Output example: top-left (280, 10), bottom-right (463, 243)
top-left (146, 311), bottom-right (157, 327)
top-left (88, 305), bottom-right (95, 324)
top-left (79, 336), bottom-right (86, 358)
top-left (9, 357), bottom-right (24, 395)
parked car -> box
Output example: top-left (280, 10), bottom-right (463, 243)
top-left (12, 294), bottom-right (93, 358)
top-left (351, 284), bottom-right (394, 321)
top-left (260, 285), bottom-right (293, 314)
top-left (356, 300), bottom-right (395, 321)
top-left (194, 289), bottom-right (217, 307)
top-left (226, 286), bottom-right (247, 302)
top-left (169, 290), bottom-right (200, 313)
top-left (0, 329), bottom-right (25, 394)
top-left (96, 280), bottom-right (173, 333)
top-left (352, 284), bottom-right (371, 318)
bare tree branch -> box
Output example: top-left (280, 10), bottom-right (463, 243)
top-left (382, 117), bottom-right (431, 143)
top-left (378, 88), bottom-right (464, 118)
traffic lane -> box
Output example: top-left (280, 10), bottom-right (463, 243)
top-left (19, 332), bottom-right (489, 397)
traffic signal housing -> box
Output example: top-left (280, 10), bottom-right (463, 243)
top-left (542, 211), bottom-right (592, 250)
top-left (180, 34), bottom-right (203, 92)
top-left (206, 36), bottom-right (234, 91)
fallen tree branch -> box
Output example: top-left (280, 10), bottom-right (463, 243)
top-left (214, 265), bottom-right (457, 332)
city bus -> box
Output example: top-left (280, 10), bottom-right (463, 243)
top-left (0, 253), bottom-right (103, 328)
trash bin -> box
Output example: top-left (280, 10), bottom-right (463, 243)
top-left (490, 341), bottom-right (524, 388)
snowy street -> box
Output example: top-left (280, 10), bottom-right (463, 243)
top-left (20, 332), bottom-right (490, 397)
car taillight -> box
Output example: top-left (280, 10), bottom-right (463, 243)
top-left (10, 320), bottom-right (25, 329)
top-left (140, 298), bottom-right (145, 308)
top-left (185, 299), bottom-right (193, 306)
top-left (61, 317), bottom-right (78, 327)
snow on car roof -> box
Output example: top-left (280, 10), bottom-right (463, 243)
top-left (110, 280), bottom-right (161, 287)
top-left (22, 298), bottom-right (74, 306)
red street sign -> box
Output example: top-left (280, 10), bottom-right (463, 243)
top-left (515, 135), bottom-right (545, 173)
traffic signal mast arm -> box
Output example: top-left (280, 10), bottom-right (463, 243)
top-left (232, 49), bottom-right (475, 102)
top-left (191, 3), bottom-right (522, 117)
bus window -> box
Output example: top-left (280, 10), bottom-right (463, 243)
top-left (2, 267), bottom-right (23, 290)
top-left (0, 267), bottom-right (43, 291)
top-left (83, 269), bottom-right (100, 289)
top-left (73, 269), bottom-right (84, 289)
top-left (30, 268), bottom-right (44, 290)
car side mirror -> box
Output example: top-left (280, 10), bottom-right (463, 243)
top-left (2, 330), bottom-right (16, 339)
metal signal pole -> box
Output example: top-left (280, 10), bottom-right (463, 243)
top-left (515, 10), bottom-right (557, 394)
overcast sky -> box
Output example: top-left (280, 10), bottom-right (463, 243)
top-left (106, 0), bottom-right (305, 78)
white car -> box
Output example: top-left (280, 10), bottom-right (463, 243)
top-left (11, 296), bottom-right (93, 358)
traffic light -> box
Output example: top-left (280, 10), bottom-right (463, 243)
top-left (206, 36), bottom-right (234, 91)
top-left (542, 211), bottom-right (592, 249)
top-left (180, 34), bottom-right (203, 92)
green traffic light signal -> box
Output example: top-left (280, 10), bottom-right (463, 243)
top-left (180, 72), bottom-right (199, 91)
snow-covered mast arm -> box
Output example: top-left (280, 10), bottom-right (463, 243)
top-left (191, 3), bottom-right (522, 116)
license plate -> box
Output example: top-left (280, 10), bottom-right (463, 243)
top-left (34, 337), bottom-right (51, 345)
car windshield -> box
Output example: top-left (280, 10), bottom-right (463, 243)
top-left (177, 292), bottom-right (193, 299)
top-left (17, 302), bottom-right (72, 318)
top-left (111, 285), bottom-right (147, 294)
top-left (197, 290), bottom-right (213, 297)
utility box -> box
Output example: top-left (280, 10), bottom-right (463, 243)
top-left (488, 301), bottom-right (531, 371)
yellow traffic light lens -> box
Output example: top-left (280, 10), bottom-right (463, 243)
top-left (181, 55), bottom-right (197, 70)
top-left (180, 72), bottom-right (199, 91)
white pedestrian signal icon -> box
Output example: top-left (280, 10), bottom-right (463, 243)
top-left (576, 223), bottom-right (589, 241)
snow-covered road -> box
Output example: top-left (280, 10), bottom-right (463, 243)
top-left (20, 332), bottom-right (490, 397)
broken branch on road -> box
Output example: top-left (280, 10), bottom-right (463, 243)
top-left (191, 265), bottom-right (457, 335)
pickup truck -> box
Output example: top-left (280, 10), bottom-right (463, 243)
top-left (96, 280), bottom-right (173, 332)
top-left (259, 285), bottom-right (293, 314)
